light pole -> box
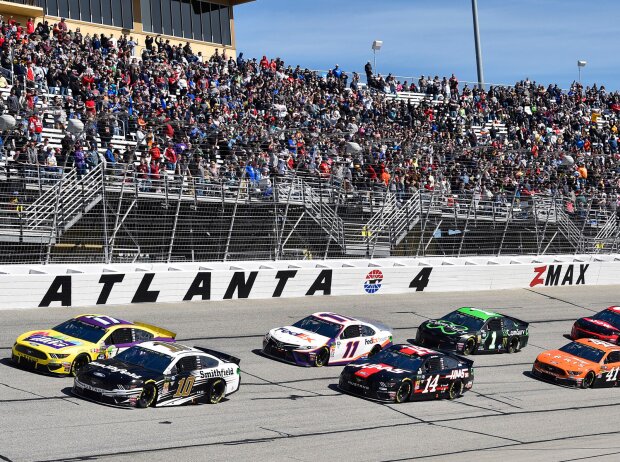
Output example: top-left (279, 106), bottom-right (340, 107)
top-left (577, 60), bottom-right (587, 84)
top-left (372, 40), bottom-right (383, 74)
top-left (471, 0), bottom-right (485, 89)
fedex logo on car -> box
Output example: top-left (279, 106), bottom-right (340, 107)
top-left (530, 264), bottom-right (589, 287)
top-left (277, 328), bottom-right (315, 343)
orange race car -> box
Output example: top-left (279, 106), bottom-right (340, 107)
top-left (532, 338), bottom-right (620, 388)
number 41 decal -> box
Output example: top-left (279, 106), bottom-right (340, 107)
top-left (606, 367), bottom-right (619, 381)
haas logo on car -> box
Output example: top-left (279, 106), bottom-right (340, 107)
top-left (364, 270), bottom-right (383, 294)
top-left (352, 363), bottom-right (407, 378)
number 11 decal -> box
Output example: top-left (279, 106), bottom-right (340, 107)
top-left (343, 341), bottom-right (360, 358)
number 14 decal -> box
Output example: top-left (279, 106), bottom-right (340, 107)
top-left (423, 375), bottom-right (439, 393)
top-left (343, 341), bottom-right (360, 358)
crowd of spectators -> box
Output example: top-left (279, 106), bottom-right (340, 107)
top-left (1, 14), bottom-right (620, 213)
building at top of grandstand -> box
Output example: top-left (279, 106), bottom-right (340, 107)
top-left (0, 0), bottom-right (253, 57)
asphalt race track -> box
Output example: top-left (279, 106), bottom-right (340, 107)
top-left (1, 286), bottom-right (620, 462)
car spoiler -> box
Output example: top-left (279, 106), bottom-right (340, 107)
top-left (503, 315), bottom-right (529, 328)
top-left (133, 321), bottom-right (177, 339)
top-left (194, 347), bottom-right (241, 365)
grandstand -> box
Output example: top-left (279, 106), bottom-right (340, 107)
top-left (0, 16), bottom-right (619, 264)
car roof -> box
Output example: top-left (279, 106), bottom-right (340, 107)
top-left (576, 338), bottom-right (620, 353)
top-left (74, 314), bottom-right (133, 329)
top-left (310, 312), bottom-right (359, 325)
top-left (138, 341), bottom-right (200, 358)
top-left (392, 343), bottom-right (439, 357)
top-left (605, 306), bottom-right (620, 314)
top-left (456, 307), bottom-right (501, 320)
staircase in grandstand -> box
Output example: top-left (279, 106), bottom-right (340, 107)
top-left (21, 166), bottom-right (103, 243)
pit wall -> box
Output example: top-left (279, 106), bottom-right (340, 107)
top-left (0, 255), bottom-right (618, 309)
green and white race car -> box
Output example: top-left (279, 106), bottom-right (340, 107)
top-left (415, 307), bottom-right (529, 355)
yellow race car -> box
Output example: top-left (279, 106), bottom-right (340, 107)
top-left (12, 314), bottom-right (176, 376)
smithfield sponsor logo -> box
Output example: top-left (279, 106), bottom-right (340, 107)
top-left (529, 264), bottom-right (589, 288)
top-left (199, 368), bottom-right (235, 379)
top-left (90, 362), bottom-right (142, 380)
top-left (364, 270), bottom-right (383, 294)
top-left (25, 334), bottom-right (77, 349)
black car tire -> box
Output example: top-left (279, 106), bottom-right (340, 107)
top-left (368, 345), bottom-right (382, 357)
top-left (508, 337), bottom-right (520, 354)
top-left (581, 371), bottom-right (595, 389)
top-left (137, 382), bottom-right (158, 408)
top-left (207, 378), bottom-right (226, 404)
top-left (448, 380), bottom-right (463, 400)
top-left (71, 354), bottom-right (90, 377)
top-left (395, 380), bottom-right (412, 403)
top-left (462, 338), bottom-right (476, 356)
top-left (314, 347), bottom-right (330, 367)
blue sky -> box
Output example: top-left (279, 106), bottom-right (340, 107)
top-left (234, 0), bottom-right (619, 90)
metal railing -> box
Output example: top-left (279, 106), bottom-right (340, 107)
top-left (0, 164), bottom-right (618, 263)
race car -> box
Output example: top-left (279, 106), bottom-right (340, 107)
top-left (571, 306), bottom-right (620, 344)
top-left (415, 307), bottom-right (529, 355)
top-left (338, 344), bottom-right (474, 403)
top-left (11, 314), bottom-right (175, 375)
top-left (531, 338), bottom-right (620, 388)
top-left (262, 312), bottom-right (392, 367)
top-left (73, 341), bottom-right (240, 407)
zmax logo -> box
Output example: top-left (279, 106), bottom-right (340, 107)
top-left (529, 264), bottom-right (588, 287)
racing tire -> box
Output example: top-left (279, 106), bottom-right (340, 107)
top-left (137, 382), bottom-right (158, 408)
top-left (395, 380), bottom-right (412, 404)
top-left (71, 354), bottom-right (90, 377)
top-left (581, 371), bottom-right (595, 389)
top-left (207, 378), bottom-right (226, 404)
top-left (368, 345), bottom-right (382, 357)
top-left (447, 380), bottom-right (463, 400)
top-left (314, 347), bottom-right (330, 367)
top-left (462, 338), bottom-right (476, 356)
top-left (508, 337), bottom-right (520, 354)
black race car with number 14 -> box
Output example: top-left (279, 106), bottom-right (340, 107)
top-left (339, 344), bottom-right (474, 403)
top-left (73, 341), bottom-right (240, 407)
top-left (416, 307), bottom-right (529, 355)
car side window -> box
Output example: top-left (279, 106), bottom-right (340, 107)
top-left (175, 356), bottom-right (198, 374)
top-left (605, 351), bottom-right (620, 363)
top-left (340, 325), bottom-right (361, 340)
top-left (442, 356), bottom-right (459, 369)
top-left (487, 318), bottom-right (502, 331)
top-left (199, 356), bottom-right (219, 369)
top-left (424, 356), bottom-right (443, 373)
top-left (133, 329), bottom-right (154, 342)
top-left (502, 318), bottom-right (515, 330)
top-left (105, 328), bottom-right (133, 345)
top-left (360, 325), bottom-right (376, 337)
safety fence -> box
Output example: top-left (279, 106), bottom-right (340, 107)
top-left (0, 163), bottom-right (618, 264)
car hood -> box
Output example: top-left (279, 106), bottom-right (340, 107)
top-left (17, 329), bottom-right (90, 352)
top-left (578, 317), bottom-right (620, 332)
top-left (343, 361), bottom-right (413, 380)
top-left (537, 350), bottom-right (594, 370)
top-left (268, 326), bottom-right (330, 348)
top-left (420, 319), bottom-right (473, 338)
top-left (79, 358), bottom-right (161, 385)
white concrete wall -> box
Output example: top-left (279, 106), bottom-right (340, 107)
top-left (0, 255), bottom-right (617, 309)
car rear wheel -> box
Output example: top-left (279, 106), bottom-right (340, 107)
top-left (207, 379), bottom-right (226, 404)
top-left (395, 380), bottom-right (412, 403)
top-left (71, 354), bottom-right (90, 377)
top-left (137, 382), bottom-right (158, 408)
top-left (448, 380), bottom-right (463, 400)
top-left (508, 337), bottom-right (520, 354)
top-left (314, 347), bottom-right (330, 367)
top-left (462, 338), bottom-right (476, 356)
top-left (581, 371), bottom-right (595, 389)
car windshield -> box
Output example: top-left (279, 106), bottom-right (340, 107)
top-left (559, 342), bottom-right (606, 363)
top-left (369, 347), bottom-right (424, 371)
top-left (52, 319), bottom-right (106, 343)
top-left (440, 311), bottom-right (485, 331)
top-left (593, 310), bottom-right (620, 326)
top-left (292, 316), bottom-right (342, 339)
top-left (115, 347), bottom-right (173, 374)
